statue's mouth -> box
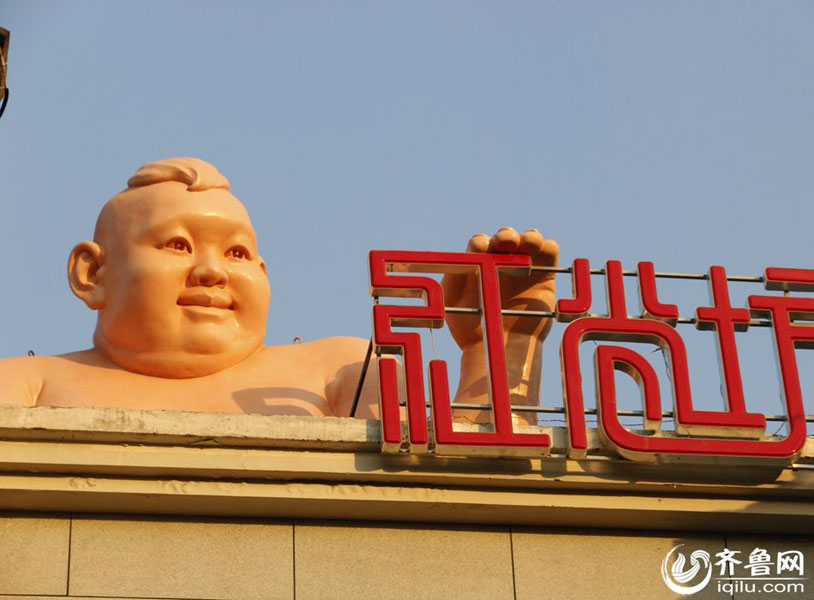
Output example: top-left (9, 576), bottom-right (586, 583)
top-left (177, 291), bottom-right (234, 310)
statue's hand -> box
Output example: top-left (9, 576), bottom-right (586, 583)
top-left (441, 227), bottom-right (559, 349)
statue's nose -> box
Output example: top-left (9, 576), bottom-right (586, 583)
top-left (189, 250), bottom-right (228, 287)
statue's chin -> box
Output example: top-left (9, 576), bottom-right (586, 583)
top-left (94, 340), bottom-right (258, 379)
top-left (116, 356), bottom-right (235, 379)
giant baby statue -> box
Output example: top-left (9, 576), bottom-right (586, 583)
top-left (0, 158), bottom-right (558, 421)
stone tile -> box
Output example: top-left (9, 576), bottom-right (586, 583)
top-left (0, 514), bottom-right (70, 595)
top-left (295, 520), bottom-right (514, 600)
top-left (69, 516), bottom-right (293, 600)
top-left (512, 528), bottom-right (726, 600)
top-left (725, 535), bottom-right (812, 599)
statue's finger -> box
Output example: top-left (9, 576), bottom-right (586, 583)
top-left (490, 227), bottom-right (521, 253)
top-left (466, 233), bottom-right (490, 253)
top-left (534, 238), bottom-right (559, 267)
top-left (519, 229), bottom-right (545, 254)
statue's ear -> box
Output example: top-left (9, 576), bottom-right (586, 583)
top-left (68, 241), bottom-right (105, 309)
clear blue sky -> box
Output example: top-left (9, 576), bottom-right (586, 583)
top-left (1, 1), bottom-right (812, 427)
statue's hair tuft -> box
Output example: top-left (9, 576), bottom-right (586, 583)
top-left (126, 157), bottom-right (230, 192)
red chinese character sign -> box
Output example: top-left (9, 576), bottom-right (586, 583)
top-left (369, 250), bottom-right (551, 456)
top-left (369, 251), bottom-right (811, 464)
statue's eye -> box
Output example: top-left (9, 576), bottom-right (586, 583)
top-left (226, 246), bottom-right (251, 260)
top-left (165, 238), bottom-right (192, 253)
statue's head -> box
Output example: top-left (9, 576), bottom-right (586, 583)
top-left (68, 158), bottom-right (270, 378)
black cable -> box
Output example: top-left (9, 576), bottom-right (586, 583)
top-left (349, 338), bottom-right (374, 417)
top-left (0, 88), bottom-right (8, 120)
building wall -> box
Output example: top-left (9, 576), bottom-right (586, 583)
top-left (1, 513), bottom-right (810, 600)
top-left (1, 408), bottom-right (811, 599)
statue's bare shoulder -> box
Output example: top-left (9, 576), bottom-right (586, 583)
top-left (0, 354), bottom-right (50, 406)
top-left (0, 339), bottom-right (377, 417)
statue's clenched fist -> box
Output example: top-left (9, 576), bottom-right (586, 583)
top-left (441, 227), bottom-right (559, 350)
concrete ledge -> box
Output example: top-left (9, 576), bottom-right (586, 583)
top-left (0, 474), bottom-right (811, 535)
top-left (0, 439), bottom-right (811, 498)
top-left (1, 405), bottom-right (810, 458)
top-left (0, 406), bottom-right (811, 534)
top-left (0, 405), bottom-right (381, 450)
top-left (0, 406), bottom-right (605, 454)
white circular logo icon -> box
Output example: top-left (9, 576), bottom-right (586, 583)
top-left (661, 544), bottom-right (713, 595)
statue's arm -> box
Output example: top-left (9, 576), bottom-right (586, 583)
top-left (442, 228), bottom-right (558, 424)
top-left (453, 332), bottom-right (544, 413)
top-left (0, 357), bottom-right (44, 407)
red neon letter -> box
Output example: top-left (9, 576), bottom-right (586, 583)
top-left (369, 251), bottom-right (447, 452)
top-left (692, 266), bottom-right (765, 436)
top-left (583, 264), bottom-right (809, 461)
top-left (370, 251), bottom-right (551, 456)
top-left (556, 258), bottom-right (592, 321)
top-left (560, 260), bottom-right (692, 458)
top-left (637, 261), bottom-right (679, 324)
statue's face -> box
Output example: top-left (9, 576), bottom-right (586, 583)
top-left (94, 182), bottom-right (270, 377)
